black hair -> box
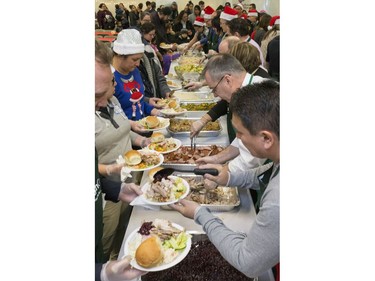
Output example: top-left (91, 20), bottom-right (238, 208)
top-left (227, 18), bottom-right (250, 36)
top-left (230, 80), bottom-right (279, 138)
top-left (140, 22), bottom-right (156, 34)
top-left (160, 6), bottom-right (172, 16)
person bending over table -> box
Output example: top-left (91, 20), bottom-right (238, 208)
top-left (191, 54), bottom-right (266, 171)
top-left (170, 80), bottom-right (280, 279)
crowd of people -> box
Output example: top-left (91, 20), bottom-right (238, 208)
top-left (95, 1), bottom-right (280, 281)
top-left (95, 1), bottom-right (280, 80)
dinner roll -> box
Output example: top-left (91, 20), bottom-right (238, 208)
top-left (151, 132), bottom-right (165, 143)
top-left (145, 116), bottom-right (160, 128)
top-left (135, 236), bottom-right (163, 268)
top-left (168, 100), bottom-right (178, 109)
top-left (124, 150), bottom-right (142, 166)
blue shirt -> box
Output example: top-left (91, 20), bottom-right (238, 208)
top-left (114, 68), bottom-right (154, 120)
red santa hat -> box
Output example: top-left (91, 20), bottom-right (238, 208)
top-left (240, 13), bottom-right (248, 20)
top-left (129, 88), bottom-right (143, 103)
top-left (247, 9), bottom-right (258, 17)
top-left (268, 16), bottom-right (280, 30)
top-left (203, 5), bottom-right (215, 19)
top-left (194, 16), bottom-right (205, 26)
top-left (220, 6), bottom-right (238, 21)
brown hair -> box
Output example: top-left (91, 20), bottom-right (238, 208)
top-left (95, 39), bottom-right (113, 65)
top-left (229, 42), bottom-right (261, 73)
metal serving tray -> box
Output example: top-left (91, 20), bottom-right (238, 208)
top-left (179, 111), bottom-right (206, 118)
top-left (161, 145), bottom-right (225, 172)
top-left (167, 117), bottom-right (222, 137)
top-left (180, 101), bottom-right (217, 109)
top-left (162, 173), bottom-right (240, 211)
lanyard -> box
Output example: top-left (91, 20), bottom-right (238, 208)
top-left (98, 106), bottom-right (119, 129)
top-left (248, 74), bottom-right (253, 85)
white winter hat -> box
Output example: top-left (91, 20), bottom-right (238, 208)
top-left (113, 29), bottom-right (145, 55)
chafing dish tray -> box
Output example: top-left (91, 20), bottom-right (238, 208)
top-left (141, 233), bottom-right (252, 281)
top-left (167, 117), bottom-right (222, 137)
top-left (180, 102), bottom-right (217, 111)
top-left (162, 173), bottom-right (240, 211)
top-left (161, 145), bottom-right (225, 171)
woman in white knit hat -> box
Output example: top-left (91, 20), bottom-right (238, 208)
top-left (113, 29), bottom-right (160, 121)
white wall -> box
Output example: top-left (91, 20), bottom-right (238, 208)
top-left (95, 0), bottom-right (279, 19)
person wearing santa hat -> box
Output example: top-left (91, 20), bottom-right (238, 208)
top-left (233, 3), bottom-right (244, 17)
top-left (261, 16), bottom-right (280, 72)
top-left (190, 6), bottom-right (218, 53)
top-left (182, 16), bottom-right (207, 53)
top-left (112, 29), bottom-right (161, 121)
top-left (247, 9), bottom-right (259, 36)
top-left (251, 13), bottom-right (271, 46)
top-left (219, 6), bottom-right (238, 41)
top-left (227, 17), bottom-right (265, 67)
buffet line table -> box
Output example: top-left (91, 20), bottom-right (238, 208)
top-left (117, 57), bottom-right (274, 281)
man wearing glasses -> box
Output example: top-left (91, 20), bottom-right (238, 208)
top-left (191, 53), bottom-right (268, 180)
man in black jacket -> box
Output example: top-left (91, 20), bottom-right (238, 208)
top-left (151, 6), bottom-right (175, 50)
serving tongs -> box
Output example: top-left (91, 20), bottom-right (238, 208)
top-left (153, 167), bottom-right (219, 183)
top-left (191, 135), bottom-right (197, 151)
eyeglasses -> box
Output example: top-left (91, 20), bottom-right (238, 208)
top-left (211, 75), bottom-right (226, 94)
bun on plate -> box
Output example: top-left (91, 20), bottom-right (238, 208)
top-left (168, 100), bottom-right (178, 109)
top-left (148, 167), bottom-right (164, 181)
top-left (124, 150), bottom-right (142, 166)
top-left (145, 116), bottom-right (160, 128)
top-left (151, 132), bottom-right (165, 143)
top-left (135, 236), bottom-right (163, 268)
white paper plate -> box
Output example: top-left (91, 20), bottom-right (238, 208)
top-left (140, 176), bottom-right (190, 206)
top-left (147, 138), bottom-right (182, 154)
top-left (124, 222), bottom-right (192, 272)
top-left (125, 150), bottom-right (164, 172)
top-left (166, 80), bottom-right (181, 89)
top-left (138, 117), bottom-right (170, 131)
top-left (160, 108), bottom-right (187, 117)
top-left (159, 43), bottom-right (173, 49)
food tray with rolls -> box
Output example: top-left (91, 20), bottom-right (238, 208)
top-left (161, 173), bottom-right (240, 212)
top-left (166, 117), bottom-right (222, 137)
top-left (161, 144), bottom-right (225, 172)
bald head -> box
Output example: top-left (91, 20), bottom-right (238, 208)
top-left (218, 36), bottom-right (240, 53)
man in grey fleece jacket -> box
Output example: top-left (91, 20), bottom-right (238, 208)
top-left (170, 80), bottom-right (280, 278)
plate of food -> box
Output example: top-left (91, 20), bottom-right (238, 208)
top-left (159, 42), bottom-right (174, 49)
top-left (166, 79), bottom-right (181, 89)
top-left (123, 149), bottom-right (164, 171)
top-left (160, 108), bottom-right (187, 116)
top-left (155, 98), bottom-right (179, 108)
top-left (147, 132), bottom-right (182, 154)
top-left (159, 99), bottom-right (186, 116)
top-left (124, 219), bottom-right (192, 272)
top-left (138, 116), bottom-right (170, 131)
top-left (139, 175), bottom-right (190, 205)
